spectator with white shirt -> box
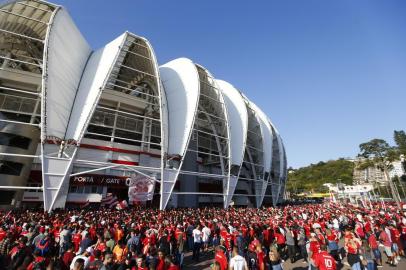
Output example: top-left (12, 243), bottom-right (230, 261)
top-left (202, 223), bottom-right (211, 252)
top-left (229, 246), bottom-right (248, 270)
top-left (192, 224), bottom-right (202, 262)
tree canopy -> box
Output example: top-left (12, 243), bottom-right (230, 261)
top-left (287, 159), bottom-right (354, 192)
top-left (394, 130), bottom-right (406, 156)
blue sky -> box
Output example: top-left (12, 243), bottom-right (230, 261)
top-left (53, 0), bottom-right (406, 169)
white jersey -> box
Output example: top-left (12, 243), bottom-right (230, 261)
top-left (230, 254), bottom-right (247, 270)
top-left (202, 226), bottom-right (211, 242)
top-left (192, 229), bottom-right (202, 243)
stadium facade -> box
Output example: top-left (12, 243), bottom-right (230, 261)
top-left (0, 0), bottom-right (287, 212)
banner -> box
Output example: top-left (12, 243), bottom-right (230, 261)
top-left (127, 175), bottom-right (156, 204)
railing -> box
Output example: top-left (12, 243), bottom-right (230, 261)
top-left (90, 109), bottom-right (160, 136)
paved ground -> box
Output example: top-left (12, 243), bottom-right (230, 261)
top-left (182, 246), bottom-right (406, 270)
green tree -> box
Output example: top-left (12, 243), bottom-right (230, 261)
top-left (358, 138), bottom-right (401, 205)
top-left (394, 130), bottom-right (406, 155)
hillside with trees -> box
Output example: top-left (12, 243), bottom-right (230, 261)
top-left (287, 130), bottom-right (406, 194)
top-left (287, 158), bottom-right (354, 193)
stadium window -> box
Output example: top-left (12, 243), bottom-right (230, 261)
top-left (76, 186), bottom-right (84, 193)
top-left (84, 186), bottom-right (92, 193)
top-left (0, 161), bottom-right (23, 176)
top-left (91, 186), bottom-right (97, 193)
top-left (87, 125), bottom-right (113, 136)
top-left (0, 112), bottom-right (32, 123)
top-left (97, 186), bottom-right (104, 194)
top-left (0, 132), bottom-right (31, 149)
top-left (69, 186), bottom-right (78, 193)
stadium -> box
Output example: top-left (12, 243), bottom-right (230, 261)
top-left (0, 0), bottom-right (287, 212)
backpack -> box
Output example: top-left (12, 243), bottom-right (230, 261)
top-left (35, 239), bottom-right (50, 256)
top-left (246, 251), bottom-right (258, 270)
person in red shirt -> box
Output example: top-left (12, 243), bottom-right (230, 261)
top-left (165, 255), bottom-right (180, 270)
top-left (94, 236), bottom-right (107, 253)
top-left (256, 245), bottom-right (265, 270)
top-left (61, 244), bottom-right (75, 270)
top-left (309, 233), bottom-right (321, 261)
top-left (378, 226), bottom-right (395, 265)
top-left (0, 227), bottom-right (6, 242)
top-left (314, 245), bottom-right (336, 270)
top-left (389, 224), bottom-right (402, 258)
top-left (344, 227), bottom-right (361, 269)
top-left (274, 229), bottom-right (286, 252)
top-left (314, 228), bottom-right (326, 245)
top-left (135, 256), bottom-right (148, 270)
top-left (367, 232), bottom-right (382, 266)
top-left (72, 231), bottom-right (82, 253)
top-left (156, 250), bottom-right (166, 270)
top-left (214, 246), bottom-right (228, 270)
top-left (400, 221), bottom-right (406, 258)
top-left (220, 229), bottom-right (232, 252)
top-left (27, 250), bottom-right (47, 270)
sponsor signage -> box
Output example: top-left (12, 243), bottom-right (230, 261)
top-left (70, 175), bottom-right (128, 186)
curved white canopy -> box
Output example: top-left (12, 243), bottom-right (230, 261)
top-left (216, 80), bottom-right (247, 168)
top-left (65, 33), bottom-right (127, 141)
top-left (250, 102), bottom-right (273, 174)
top-left (45, 8), bottom-right (92, 139)
top-left (249, 102), bottom-right (273, 207)
top-left (160, 58), bottom-right (200, 158)
top-left (159, 58), bottom-right (200, 210)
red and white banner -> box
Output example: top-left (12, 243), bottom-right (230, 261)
top-left (101, 193), bottom-right (118, 208)
top-left (127, 176), bottom-right (155, 204)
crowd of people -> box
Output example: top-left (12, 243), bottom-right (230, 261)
top-left (0, 201), bottom-right (405, 270)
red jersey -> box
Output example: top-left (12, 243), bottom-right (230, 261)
top-left (317, 233), bottom-right (326, 245)
top-left (310, 240), bottom-right (321, 260)
top-left (156, 258), bottom-right (165, 270)
top-left (220, 231), bottom-right (232, 251)
top-left (175, 229), bottom-right (185, 241)
top-left (95, 242), bottom-right (107, 253)
top-left (379, 231), bottom-right (391, 247)
top-left (215, 250), bottom-right (228, 270)
top-left (390, 228), bottom-right (400, 244)
top-left (0, 230), bottom-right (6, 241)
top-left (327, 231), bottom-right (338, 243)
top-left (314, 251), bottom-right (336, 270)
top-left (355, 223), bottom-right (365, 238)
top-left (304, 225), bottom-right (311, 237)
top-left (274, 232), bottom-right (285, 245)
top-left (345, 234), bottom-right (360, 254)
top-left (257, 250), bottom-right (265, 270)
top-left (364, 222), bottom-right (372, 233)
top-left (263, 229), bottom-right (270, 245)
top-left (72, 233), bottom-right (82, 252)
top-left (368, 234), bottom-right (378, 249)
top-left (27, 257), bottom-right (47, 270)
top-left (62, 251), bottom-right (75, 268)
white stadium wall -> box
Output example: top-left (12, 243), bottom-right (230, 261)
top-left (0, 0), bottom-right (287, 211)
